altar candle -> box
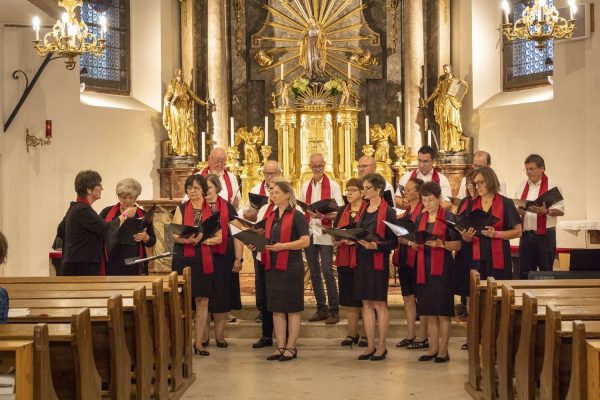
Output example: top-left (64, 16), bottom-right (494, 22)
top-left (264, 116), bottom-right (269, 146)
top-left (33, 16), bottom-right (40, 41)
top-left (280, 64), bottom-right (284, 81)
top-left (230, 117), bottom-right (235, 146)
top-left (396, 116), bottom-right (401, 145)
top-left (568, 0), bottom-right (576, 19)
top-left (347, 62), bottom-right (351, 80)
top-left (201, 131), bottom-right (206, 162)
top-left (365, 115), bottom-right (370, 145)
top-left (501, 0), bottom-right (510, 24)
top-left (45, 120), bottom-right (52, 139)
top-left (539, 0), bottom-right (545, 21)
top-left (428, 130), bottom-right (432, 146)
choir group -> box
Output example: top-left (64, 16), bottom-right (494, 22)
top-left (55, 145), bottom-right (565, 363)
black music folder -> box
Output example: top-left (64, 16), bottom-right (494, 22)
top-left (169, 212), bottom-right (221, 242)
top-left (234, 216), bottom-right (267, 230)
top-left (116, 206), bottom-right (156, 246)
top-left (297, 198), bottom-right (340, 215)
top-left (512, 187), bottom-right (563, 210)
top-left (249, 193), bottom-right (269, 209)
top-left (321, 226), bottom-right (382, 243)
top-left (233, 230), bottom-right (272, 252)
top-left (441, 209), bottom-right (500, 233)
top-left (402, 231), bottom-right (438, 245)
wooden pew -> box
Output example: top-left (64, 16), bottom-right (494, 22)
top-left (495, 286), bottom-right (600, 400)
top-left (0, 310), bottom-right (101, 400)
top-left (514, 296), bottom-right (600, 400)
top-left (569, 337), bottom-right (600, 400)
top-left (7, 295), bottom-right (131, 400)
top-left (541, 312), bottom-right (600, 400)
top-left (466, 271), bottom-right (600, 398)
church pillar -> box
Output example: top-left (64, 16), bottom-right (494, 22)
top-left (402, 0), bottom-right (425, 164)
top-left (207, 0), bottom-right (230, 147)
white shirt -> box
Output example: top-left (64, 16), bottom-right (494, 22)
top-left (182, 170), bottom-right (241, 206)
top-left (458, 176), bottom-right (507, 199)
top-left (514, 178), bottom-right (565, 231)
top-left (299, 176), bottom-right (344, 246)
top-left (395, 169), bottom-right (452, 201)
top-left (250, 181), bottom-right (269, 196)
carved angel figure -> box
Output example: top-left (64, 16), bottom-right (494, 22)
top-left (234, 126), bottom-right (264, 165)
top-left (370, 123), bottom-right (397, 164)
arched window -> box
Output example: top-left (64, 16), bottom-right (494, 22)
top-left (503, 0), bottom-right (554, 90)
top-left (80, 0), bottom-right (130, 95)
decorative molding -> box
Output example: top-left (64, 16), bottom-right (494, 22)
top-left (390, 0), bottom-right (400, 53)
top-left (232, 0), bottom-right (243, 56)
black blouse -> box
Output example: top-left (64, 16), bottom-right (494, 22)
top-left (356, 204), bottom-right (398, 265)
top-left (268, 206), bottom-right (310, 266)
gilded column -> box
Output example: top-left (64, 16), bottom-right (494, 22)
top-left (207, 0), bottom-right (230, 147)
top-left (402, 0), bottom-right (425, 164)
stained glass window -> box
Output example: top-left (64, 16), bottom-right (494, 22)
top-left (503, 0), bottom-right (554, 90)
top-left (80, 0), bottom-right (130, 95)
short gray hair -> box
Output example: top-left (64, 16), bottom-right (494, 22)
top-left (116, 178), bottom-right (142, 198)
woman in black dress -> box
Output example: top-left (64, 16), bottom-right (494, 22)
top-left (458, 167), bottom-right (522, 281)
top-left (200, 174), bottom-right (243, 348)
top-left (58, 170), bottom-right (137, 276)
top-left (355, 173), bottom-right (397, 361)
top-left (393, 177), bottom-right (428, 350)
top-left (411, 182), bottom-right (461, 363)
top-left (453, 170), bottom-right (477, 302)
top-left (259, 181), bottom-right (309, 361)
top-left (332, 178), bottom-right (367, 347)
top-left (171, 174), bottom-right (223, 356)
top-left (99, 178), bottom-right (156, 276)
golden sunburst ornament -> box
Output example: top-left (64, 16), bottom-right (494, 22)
top-left (254, 0), bottom-right (379, 84)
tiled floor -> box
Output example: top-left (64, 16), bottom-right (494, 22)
top-left (181, 338), bottom-right (469, 399)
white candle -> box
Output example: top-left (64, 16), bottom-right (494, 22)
top-left (99, 15), bottom-right (107, 39)
top-left (347, 62), bottom-right (351, 79)
top-left (230, 117), bottom-right (235, 146)
top-left (396, 116), bottom-right (401, 145)
top-left (201, 131), bottom-right (206, 162)
top-left (264, 116), bottom-right (269, 146)
top-left (365, 115), bottom-right (370, 145)
top-left (428, 130), bottom-right (432, 146)
top-left (539, 0), bottom-right (545, 21)
top-left (280, 64), bottom-right (284, 81)
top-left (33, 16), bottom-right (40, 41)
top-left (501, 0), bottom-right (510, 24)
top-left (568, 0), bottom-right (576, 20)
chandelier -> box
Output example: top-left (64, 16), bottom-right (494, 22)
top-left (32, 0), bottom-right (107, 70)
top-left (501, 0), bottom-right (577, 49)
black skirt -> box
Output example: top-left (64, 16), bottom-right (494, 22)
top-left (355, 261), bottom-right (389, 302)
top-left (209, 253), bottom-right (242, 313)
top-left (265, 261), bottom-right (304, 313)
top-left (398, 265), bottom-right (416, 297)
top-left (452, 242), bottom-right (473, 297)
top-left (172, 245), bottom-right (213, 299)
top-left (415, 252), bottom-right (454, 317)
top-left (338, 267), bottom-right (362, 308)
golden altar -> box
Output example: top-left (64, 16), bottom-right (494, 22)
top-left (272, 105), bottom-right (360, 192)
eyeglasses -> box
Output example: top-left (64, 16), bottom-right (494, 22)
top-left (187, 186), bottom-right (202, 192)
top-left (95, 184), bottom-right (103, 189)
top-left (363, 185), bottom-right (374, 192)
top-left (358, 164), bottom-right (375, 169)
top-left (264, 171), bottom-right (279, 177)
top-left (474, 180), bottom-right (486, 187)
top-left (310, 164), bottom-right (325, 170)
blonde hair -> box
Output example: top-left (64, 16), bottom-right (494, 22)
top-left (273, 180), bottom-right (297, 208)
top-left (116, 178), bottom-right (142, 198)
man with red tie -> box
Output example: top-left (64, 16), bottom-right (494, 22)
top-left (199, 148), bottom-right (240, 208)
top-left (394, 146), bottom-right (452, 209)
top-left (299, 153), bottom-right (344, 324)
top-left (515, 154), bottom-right (565, 279)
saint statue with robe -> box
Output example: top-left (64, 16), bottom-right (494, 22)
top-left (299, 18), bottom-right (327, 80)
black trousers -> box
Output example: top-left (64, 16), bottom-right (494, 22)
top-left (518, 229), bottom-right (556, 279)
top-left (254, 258), bottom-right (273, 338)
top-left (61, 261), bottom-right (100, 276)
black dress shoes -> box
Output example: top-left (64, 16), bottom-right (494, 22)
top-left (340, 335), bottom-right (359, 346)
top-left (216, 340), bottom-right (228, 348)
top-left (358, 349), bottom-right (376, 360)
top-left (370, 348), bottom-right (388, 361)
top-left (418, 353), bottom-right (438, 362)
top-left (434, 354), bottom-right (450, 363)
top-left (252, 337), bottom-right (273, 349)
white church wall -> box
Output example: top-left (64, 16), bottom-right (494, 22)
top-left (453, 0), bottom-right (599, 249)
top-left (0, 1), bottom-right (180, 276)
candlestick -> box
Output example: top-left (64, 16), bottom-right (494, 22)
top-left (365, 115), bottom-right (370, 145)
top-left (501, 0), bottom-right (510, 24)
top-left (264, 116), bottom-right (269, 146)
top-left (230, 117), bottom-right (235, 146)
top-left (33, 16), bottom-right (40, 41)
top-left (396, 116), bottom-right (401, 145)
top-left (280, 64), bottom-right (284, 81)
top-left (347, 62), bottom-right (351, 80)
top-left (201, 131), bottom-right (206, 162)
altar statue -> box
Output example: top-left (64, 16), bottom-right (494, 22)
top-left (234, 126), bottom-right (264, 165)
top-left (420, 64), bottom-right (468, 153)
top-left (163, 69), bottom-right (214, 156)
top-left (371, 123), bottom-right (397, 164)
top-left (299, 17), bottom-right (327, 79)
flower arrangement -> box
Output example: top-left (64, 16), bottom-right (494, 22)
top-left (323, 79), bottom-right (344, 96)
top-left (291, 78), bottom-right (309, 96)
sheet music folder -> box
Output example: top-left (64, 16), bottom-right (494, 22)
top-left (169, 212), bottom-right (221, 242)
top-left (440, 209), bottom-right (500, 232)
top-left (249, 193), bottom-right (269, 209)
top-left (512, 187), bottom-right (563, 210)
top-left (233, 230), bottom-right (272, 251)
top-left (321, 226), bottom-right (382, 243)
top-left (297, 199), bottom-right (339, 215)
top-left (116, 206), bottom-right (156, 246)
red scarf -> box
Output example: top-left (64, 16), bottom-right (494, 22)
top-left (259, 181), bottom-right (267, 196)
top-left (471, 194), bottom-right (505, 270)
top-left (520, 173), bottom-right (549, 234)
top-left (262, 207), bottom-right (295, 271)
top-left (76, 196), bottom-right (91, 206)
top-left (182, 199), bottom-right (214, 274)
top-left (410, 169), bottom-right (440, 184)
top-left (201, 167), bottom-right (234, 203)
top-left (416, 207), bottom-right (447, 284)
top-left (335, 201), bottom-right (367, 268)
top-left (305, 175), bottom-right (332, 227)
top-left (458, 198), bottom-right (470, 215)
top-left (360, 199), bottom-right (389, 271)
top-left (213, 196), bottom-right (229, 255)
top-left (262, 203), bottom-right (275, 221)
top-left (392, 202), bottom-right (423, 267)
top-left (101, 204), bottom-right (145, 275)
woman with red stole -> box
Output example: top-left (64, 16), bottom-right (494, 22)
top-left (99, 178), bottom-right (156, 275)
top-left (355, 173), bottom-right (398, 361)
top-left (411, 182), bottom-right (461, 363)
top-left (332, 178), bottom-right (367, 347)
top-left (171, 174), bottom-right (223, 357)
top-left (458, 167), bottom-right (522, 281)
top-left (199, 174), bottom-right (244, 349)
top-left (253, 181), bottom-right (309, 361)
top-left (394, 177), bottom-right (428, 350)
